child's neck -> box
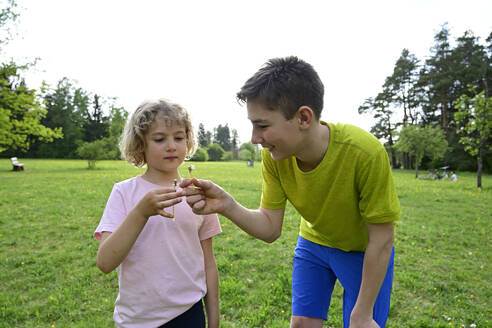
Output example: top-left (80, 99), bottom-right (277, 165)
top-left (141, 169), bottom-right (181, 186)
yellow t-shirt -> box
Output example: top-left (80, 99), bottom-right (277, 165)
top-left (261, 122), bottom-right (400, 252)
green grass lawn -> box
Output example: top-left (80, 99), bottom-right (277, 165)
top-left (0, 159), bottom-right (490, 328)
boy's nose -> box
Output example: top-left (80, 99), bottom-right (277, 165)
top-left (251, 131), bottom-right (262, 145)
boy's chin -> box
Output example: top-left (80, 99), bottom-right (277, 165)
top-left (269, 150), bottom-right (288, 162)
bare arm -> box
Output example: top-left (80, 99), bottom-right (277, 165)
top-left (350, 221), bottom-right (394, 328)
top-left (181, 178), bottom-right (285, 243)
top-left (96, 187), bottom-right (183, 274)
top-left (201, 238), bottom-right (219, 328)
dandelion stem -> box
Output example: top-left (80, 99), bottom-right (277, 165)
top-left (172, 179), bottom-right (177, 221)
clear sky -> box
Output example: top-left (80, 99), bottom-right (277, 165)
top-left (3, 0), bottom-right (491, 144)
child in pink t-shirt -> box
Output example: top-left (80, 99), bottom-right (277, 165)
top-left (94, 99), bottom-right (221, 328)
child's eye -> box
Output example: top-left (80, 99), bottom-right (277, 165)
top-left (175, 137), bottom-right (185, 141)
top-left (154, 138), bottom-right (164, 142)
top-left (258, 125), bottom-right (268, 129)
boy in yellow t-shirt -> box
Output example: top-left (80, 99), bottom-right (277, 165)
top-left (181, 56), bottom-right (400, 328)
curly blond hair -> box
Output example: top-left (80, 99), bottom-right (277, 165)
top-left (119, 99), bottom-right (196, 167)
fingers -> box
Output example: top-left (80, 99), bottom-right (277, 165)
top-left (159, 209), bottom-right (174, 219)
top-left (158, 197), bottom-right (182, 219)
top-left (191, 178), bottom-right (212, 189)
top-left (185, 193), bottom-right (205, 205)
top-left (192, 199), bottom-right (206, 211)
top-left (153, 186), bottom-right (179, 193)
top-left (153, 187), bottom-right (184, 197)
top-left (179, 178), bottom-right (193, 188)
top-left (181, 186), bottom-right (203, 196)
top-left (179, 178), bottom-right (212, 190)
top-left (159, 197), bottom-right (182, 208)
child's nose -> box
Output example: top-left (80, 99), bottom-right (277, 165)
top-left (167, 140), bottom-right (176, 150)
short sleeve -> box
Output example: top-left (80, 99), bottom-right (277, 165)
top-left (198, 213), bottom-right (222, 241)
top-left (357, 147), bottom-right (401, 223)
top-left (260, 149), bottom-right (287, 210)
top-left (94, 184), bottom-right (127, 240)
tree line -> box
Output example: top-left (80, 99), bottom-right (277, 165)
top-left (0, 72), bottom-right (259, 164)
top-left (192, 123), bottom-right (260, 162)
top-left (0, 1), bottom-right (259, 165)
top-left (359, 23), bottom-right (491, 187)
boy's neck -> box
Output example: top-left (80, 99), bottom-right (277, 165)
top-left (295, 121), bottom-right (330, 172)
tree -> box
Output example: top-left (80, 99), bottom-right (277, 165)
top-left (0, 62), bottom-right (62, 153)
top-left (103, 104), bottom-right (128, 159)
top-left (35, 78), bottom-right (89, 158)
top-left (0, 0), bottom-right (18, 51)
top-left (197, 123), bottom-right (209, 148)
top-left (231, 128), bottom-right (239, 160)
top-left (239, 142), bottom-right (257, 161)
top-left (384, 48), bottom-right (421, 126)
top-left (419, 24), bottom-right (455, 137)
top-left (486, 32), bottom-right (492, 97)
top-left (191, 147), bottom-right (208, 161)
top-left (357, 24), bottom-right (492, 173)
top-left (207, 143), bottom-right (225, 161)
top-left (452, 31), bottom-right (488, 97)
top-left (83, 94), bottom-right (109, 142)
top-left (221, 151), bottom-right (233, 161)
top-left (108, 105), bottom-right (128, 140)
top-left (0, 1), bottom-right (62, 153)
top-left (359, 88), bottom-right (399, 168)
top-left (358, 49), bottom-right (421, 169)
top-left (454, 87), bottom-right (492, 188)
top-left (76, 139), bottom-right (110, 169)
top-left (214, 124), bottom-right (231, 151)
top-left (394, 125), bottom-right (448, 178)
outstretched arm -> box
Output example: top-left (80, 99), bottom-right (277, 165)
top-left (181, 178), bottom-right (285, 243)
top-left (350, 221), bottom-right (394, 328)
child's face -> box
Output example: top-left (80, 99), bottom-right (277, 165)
top-left (144, 117), bottom-right (187, 174)
top-left (247, 101), bottom-right (302, 161)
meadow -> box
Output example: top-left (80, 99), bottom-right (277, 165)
top-left (0, 159), bottom-right (490, 328)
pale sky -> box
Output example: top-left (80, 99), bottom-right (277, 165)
top-left (3, 0), bottom-right (491, 144)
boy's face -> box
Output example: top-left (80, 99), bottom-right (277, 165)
top-left (247, 101), bottom-right (302, 161)
top-left (144, 117), bottom-right (187, 174)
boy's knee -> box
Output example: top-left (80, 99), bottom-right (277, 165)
top-left (290, 315), bottom-right (323, 328)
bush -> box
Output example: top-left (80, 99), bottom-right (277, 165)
top-left (221, 151), bottom-right (233, 161)
top-left (240, 142), bottom-right (262, 161)
top-left (207, 143), bottom-right (225, 161)
top-left (76, 139), bottom-right (108, 168)
top-left (191, 148), bottom-right (208, 161)
top-left (239, 149), bottom-right (253, 161)
top-left (104, 136), bottom-right (121, 160)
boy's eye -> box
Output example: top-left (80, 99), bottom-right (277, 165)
top-left (258, 125), bottom-right (268, 129)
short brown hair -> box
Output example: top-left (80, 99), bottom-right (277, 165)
top-left (237, 56), bottom-right (324, 120)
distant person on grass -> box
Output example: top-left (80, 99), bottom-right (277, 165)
top-left (94, 99), bottom-right (221, 328)
top-left (181, 57), bottom-right (400, 328)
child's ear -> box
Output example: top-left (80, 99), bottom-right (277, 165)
top-left (297, 106), bottom-right (314, 129)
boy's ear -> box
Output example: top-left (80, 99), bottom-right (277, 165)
top-left (297, 106), bottom-right (314, 129)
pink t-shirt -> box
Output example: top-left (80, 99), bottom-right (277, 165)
top-left (94, 176), bottom-right (221, 328)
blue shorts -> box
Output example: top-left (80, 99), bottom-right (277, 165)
top-left (292, 236), bottom-right (394, 328)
